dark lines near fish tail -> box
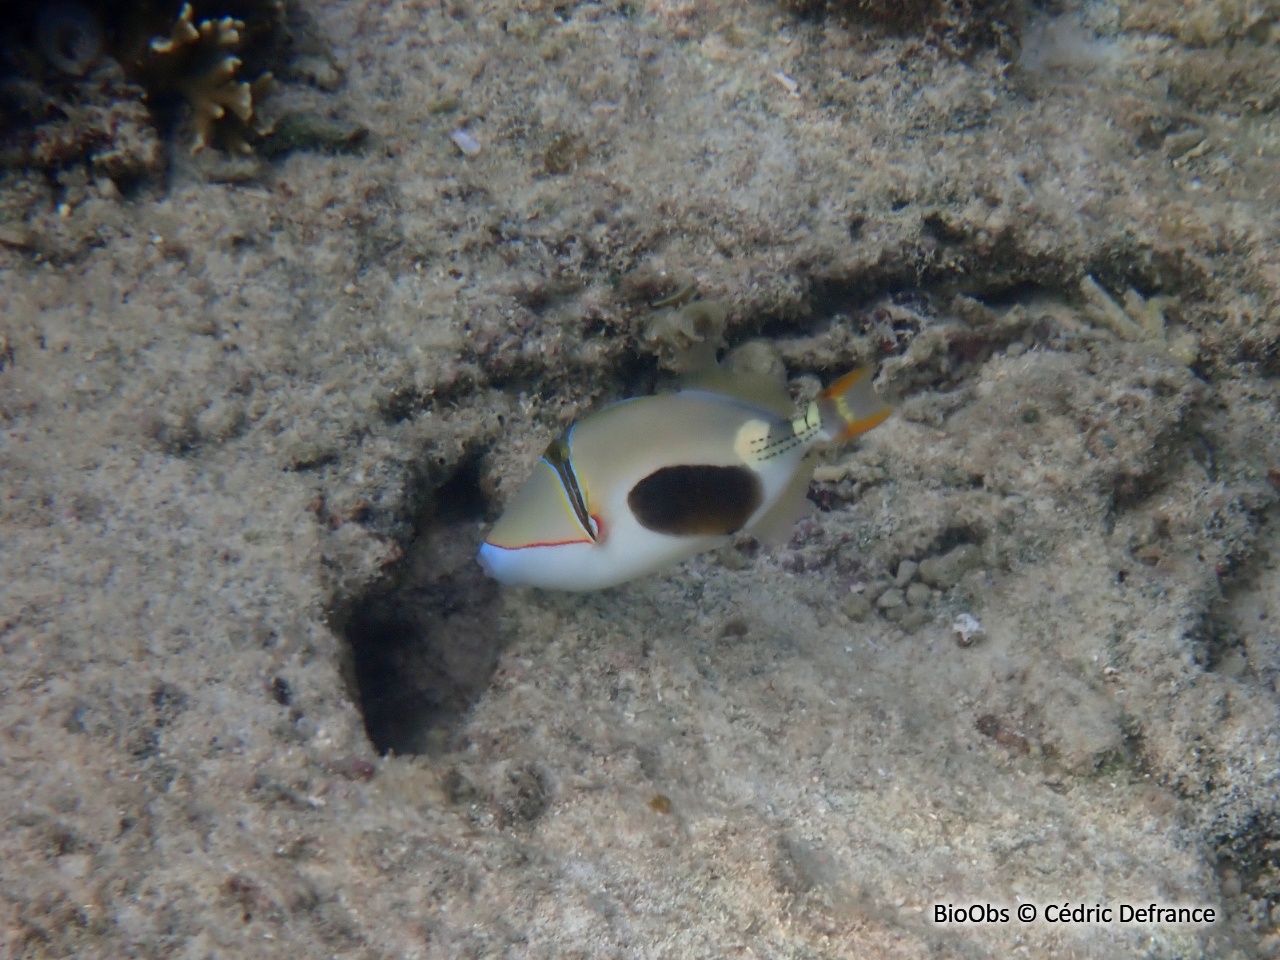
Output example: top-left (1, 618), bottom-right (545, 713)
top-left (749, 421), bottom-right (805, 462)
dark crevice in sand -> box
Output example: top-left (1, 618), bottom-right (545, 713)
top-left (335, 454), bottom-right (507, 756)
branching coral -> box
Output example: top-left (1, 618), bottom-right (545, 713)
top-left (142, 3), bottom-right (273, 153)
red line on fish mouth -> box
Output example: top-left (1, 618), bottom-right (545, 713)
top-left (485, 536), bottom-right (593, 551)
top-left (485, 513), bottom-right (605, 551)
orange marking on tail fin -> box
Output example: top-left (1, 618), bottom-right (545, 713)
top-left (819, 366), bottom-right (869, 400)
top-left (821, 366), bottom-right (892, 442)
top-left (833, 406), bottom-right (892, 442)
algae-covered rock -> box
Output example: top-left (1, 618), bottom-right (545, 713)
top-left (841, 591), bottom-right (873, 620)
top-left (919, 543), bottom-right (982, 588)
top-left (905, 581), bottom-right (932, 606)
top-left (639, 299), bottom-right (728, 371)
top-left (258, 112), bottom-right (370, 157)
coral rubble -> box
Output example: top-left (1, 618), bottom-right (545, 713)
top-left (0, 60), bottom-right (164, 179)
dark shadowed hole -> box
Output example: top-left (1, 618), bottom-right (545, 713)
top-left (614, 349), bottom-right (661, 400)
top-left (337, 455), bottom-right (506, 756)
top-left (933, 524), bottom-right (984, 554)
top-left (798, 276), bottom-right (916, 335)
top-left (1213, 812), bottom-right (1280, 912)
top-left (975, 281), bottom-right (1054, 308)
top-left (1186, 606), bottom-right (1247, 675)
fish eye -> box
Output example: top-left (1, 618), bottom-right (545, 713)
top-left (543, 436), bottom-right (570, 465)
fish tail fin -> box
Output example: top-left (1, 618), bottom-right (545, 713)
top-left (816, 367), bottom-right (892, 443)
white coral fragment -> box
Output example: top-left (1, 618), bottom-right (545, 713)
top-left (952, 613), bottom-right (985, 647)
top-left (1080, 274), bottom-right (1145, 341)
top-left (450, 129), bottom-right (482, 156)
top-left (1078, 275), bottom-right (1198, 365)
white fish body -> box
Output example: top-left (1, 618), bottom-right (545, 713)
top-left (478, 367), bottom-right (891, 591)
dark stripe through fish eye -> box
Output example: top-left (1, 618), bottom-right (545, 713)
top-left (627, 464), bottom-right (763, 537)
top-left (543, 436), bottom-right (596, 541)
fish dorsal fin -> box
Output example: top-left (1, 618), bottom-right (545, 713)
top-left (670, 340), bottom-right (720, 377)
top-left (748, 453), bottom-right (817, 548)
top-left (678, 365), bottom-right (795, 419)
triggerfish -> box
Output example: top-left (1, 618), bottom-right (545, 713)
top-left (477, 363), bottom-right (892, 590)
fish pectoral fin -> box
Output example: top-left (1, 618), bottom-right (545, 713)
top-left (748, 456), bottom-right (816, 549)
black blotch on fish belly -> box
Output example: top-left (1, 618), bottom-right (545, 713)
top-left (628, 465), bottom-right (762, 537)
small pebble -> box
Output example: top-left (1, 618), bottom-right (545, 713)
top-left (862, 580), bottom-right (892, 603)
top-left (894, 559), bottom-right (919, 588)
top-left (905, 582), bottom-right (931, 606)
top-left (898, 607), bottom-right (929, 630)
top-left (1164, 127), bottom-right (1206, 160)
top-left (450, 129), bottom-right (482, 156)
top-left (877, 588), bottom-right (905, 610)
top-left (919, 544), bottom-right (981, 589)
top-left (0, 223), bottom-right (33, 248)
top-left (842, 592), bottom-right (872, 621)
top-left (772, 70), bottom-right (799, 94)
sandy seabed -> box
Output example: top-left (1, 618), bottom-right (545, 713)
top-left (2, 0), bottom-right (1280, 956)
